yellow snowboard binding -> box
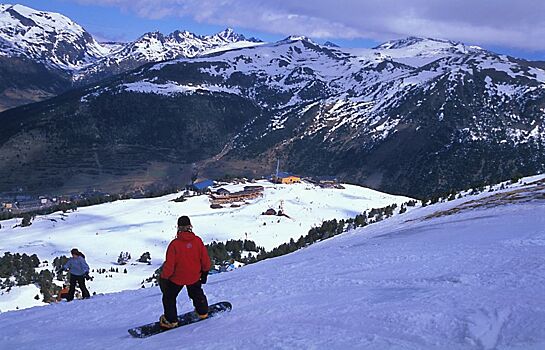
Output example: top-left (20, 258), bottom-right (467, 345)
top-left (159, 315), bottom-right (179, 329)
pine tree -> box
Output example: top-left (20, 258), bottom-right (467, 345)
top-left (21, 214), bottom-right (33, 227)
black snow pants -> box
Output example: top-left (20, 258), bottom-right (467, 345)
top-left (68, 274), bottom-right (90, 301)
top-left (160, 278), bottom-right (208, 323)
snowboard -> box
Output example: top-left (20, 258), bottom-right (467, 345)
top-left (128, 301), bottom-right (232, 338)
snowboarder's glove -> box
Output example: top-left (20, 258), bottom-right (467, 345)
top-left (200, 271), bottom-right (208, 284)
top-left (84, 272), bottom-right (92, 281)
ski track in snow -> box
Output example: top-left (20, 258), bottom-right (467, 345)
top-left (0, 176), bottom-right (544, 349)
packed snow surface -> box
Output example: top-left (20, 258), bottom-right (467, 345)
top-left (0, 176), bottom-right (544, 349)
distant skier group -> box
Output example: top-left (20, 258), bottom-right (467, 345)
top-left (61, 215), bottom-right (211, 330)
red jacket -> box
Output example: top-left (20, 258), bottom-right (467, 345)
top-left (160, 231), bottom-right (211, 286)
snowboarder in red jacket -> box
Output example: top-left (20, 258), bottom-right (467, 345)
top-left (159, 215), bottom-right (211, 329)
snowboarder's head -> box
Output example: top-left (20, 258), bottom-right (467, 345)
top-left (177, 215), bottom-right (192, 232)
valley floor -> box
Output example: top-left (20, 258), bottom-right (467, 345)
top-left (0, 177), bottom-right (544, 349)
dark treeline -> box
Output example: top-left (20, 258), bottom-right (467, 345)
top-left (0, 252), bottom-right (61, 302)
top-left (206, 240), bottom-right (265, 266)
top-left (206, 202), bottom-right (411, 267)
top-left (0, 252), bottom-right (39, 286)
top-left (420, 175), bottom-right (523, 206)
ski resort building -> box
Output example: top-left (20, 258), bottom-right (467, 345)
top-left (210, 186), bottom-right (264, 205)
top-left (189, 179), bottom-right (214, 192)
top-left (243, 185), bottom-right (265, 192)
top-left (273, 172), bottom-right (301, 184)
top-left (308, 176), bottom-right (340, 188)
top-left (215, 188), bottom-right (231, 197)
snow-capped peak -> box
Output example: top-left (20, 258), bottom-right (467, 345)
top-left (215, 27), bottom-right (242, 41)
top-left (0, 3), bottom-right (109, 69)
top-left (101, 28), bottom-right (259, 63)
top-left (287, 35), bottom-right (313, 42)
top-left (373, 36), bottom-right (484, 57)
top-left (171, 29), bottom-right (198, 40)
top-left (0, 5), bottom-right (263, 72)
top-left (323, 41), bottom-right (340, 48)
top-left (0, 4), bottom-right (262, 78)
top-left (375, 36), bottom-right (451, 50)
top-left (352, 35), bottom-right (486, 68)
top-left (274, 35), bottom-right (319, 47)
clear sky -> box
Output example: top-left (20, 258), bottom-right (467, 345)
top-left (4, 0), bottom-right (545, 60)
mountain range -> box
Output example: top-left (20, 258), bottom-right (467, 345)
top-left (0, 4), bottom-right (544, 197)
top-left (0, 4), bottom-right (260, 110)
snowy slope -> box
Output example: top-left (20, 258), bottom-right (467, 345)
top-left (0, 176), bottom-right (543, 349)
top-left (128, 35), bottom-right (545, 148)
top-left (368, 36), bottom-right (475, 67)
top-left (0, 181), bottom-right (410, 311)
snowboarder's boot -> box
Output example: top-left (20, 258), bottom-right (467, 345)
top-left (159, 315), bottom-right (179, 329)
top-left (194, 309), bottom-right (208, 320)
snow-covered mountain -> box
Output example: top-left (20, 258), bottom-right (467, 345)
top-left (75, 28), bottom-right (262, 82)
top-left (0, 180), bottom-right (411, 311)
top-left (0, 3), bottom-right (110, 110)
top-left (0, 4), bottom-right (109, 69)
top-left (108, 28), bottom-right (259, 62)
top-left (124, 36), bottom-right (545, 195)
top-left (1, 175), bottom-right (543, 349)
top-left (3, 33), bottom-right (542, 196)
top-left (0, 4), bottom-right (259, 72)
top-left (0, 3), bottom-right (261, 109)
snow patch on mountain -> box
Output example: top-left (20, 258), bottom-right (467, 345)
top-left (122, 81), bottom-right (242, 96)
top-left (484, 76), bottom-right (521, 97)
